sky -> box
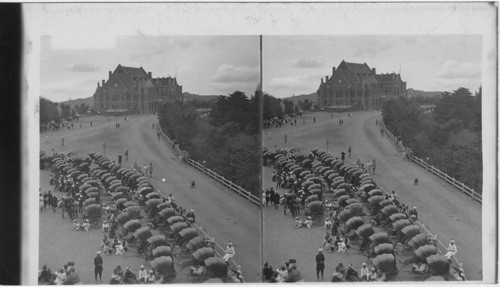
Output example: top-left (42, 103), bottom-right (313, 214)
top-left (41, 36), bottom-right (260, 102)
top-left (263, 35), bottom-right (483, 98)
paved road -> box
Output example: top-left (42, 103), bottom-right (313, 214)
top-left (263, 111), bottom-right (482, 281)
top-left (41, 114), bottom-right (261, 282)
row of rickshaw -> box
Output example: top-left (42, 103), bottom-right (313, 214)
top-left (41, 151), bottom-right (236, 283)
top-left (265, 148), bottom-right (459, 281)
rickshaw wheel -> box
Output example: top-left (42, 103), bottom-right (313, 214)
top-left (144, 243), bottom-right (155, 259)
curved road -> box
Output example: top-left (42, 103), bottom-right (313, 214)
top-left (41, 114), bottom-right (261, 282)
top-left (263, 111), bottom-right (482, 281)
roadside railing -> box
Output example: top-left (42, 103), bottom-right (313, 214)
top-left (156, 126), bottom-right (261, 207)
top-left (383, 126), bottom-right (482, 203)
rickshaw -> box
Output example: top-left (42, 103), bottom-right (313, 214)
top-left (123, 205), bottom-right (141, 219)
top-left (367, 195), bottom-right (384, 215)
top-left (405, 244), bottom-right (437, 266)
top-left (333, 189), bottom-right (347, 199)
top-left (305, 201), bottom-right (324, 225)
top-left (390, 219), bottom-right (411, 236)
top-left (389, 213), bottom-right (407, 223)
top-left (115, 198), bottom-right (127, 210)
top-left (109, 183), bottom-right (122, 193)
top-left (115, 186), bottom-right (129, 195)
top-left (168, 222), bottom-right (189, 237)
top-left (166, 216), bottom-right (185, 228)
top-left (145, 235), bottom-right (168, 259)
top-left (343, 216), bottom-right (364, 237)
top-left (337, 195), bottom-right (351, 208)
top-left (84, 204), bottom-right (102, 229)
top-left (177, 228), bottom-right (199, 246)
top-left (146, 199), bottom-right (162, 217)
top-left (104, 176), bottom-right (117, 186)
top-left (426, 255), bottom-right (450, 276)
top-left (323, 169), bottom-right (335, 178)
top-left (192, 247), bottom-right (215, 264)
top-left (398, 225), bottom-right (421, 244)
top-left (356, 224), bottom-right (375, 248)
top-left (185, 235), bottom-right (208, 253)
top-left (337, 209), bottom-right (354, 223)
top-left (204, 257), bottom-right (228, 278)
top-left (123, 201), bottom-right (137, 208)
top-left (146, 192), bottom-right (161, 200)
top-left (365, 232), bottom-right (391, 256)
top-left (111, 192), bottom-right (124, 201)
top-left (157, 208), bottom-right (176, 229)
top-left (373, 243), bottom-right (394, 256)
top-left (368, 189), bottom-right (384, 197)
top-left (133, 227), bottom-right (153, 253)
top-left (123, 219), bottom-right (142, 242)
top-left (77, 174), bottom-right (89, 182)
top-left (83, 198), bottom-right (96, 207)
top-left (372, 253), bottom-right (398, 279)
top-left (115, 212), bottom-right (132, 226)
top-left (378, 205), bottom-right (399, 226)
top-left (345, 202), bottom-right (364, 216)
top-left (150, 256), bottom-right (176, 282)
top-left (346, 198), bottom-right (360, 205)
top-left (331, 179), bottom-right (345, 189)
top-left (309, 189), bottom-right (322, 198)
top-left (406, 233), bottom-right (430, 251)
top-left (157, 202), bottom-right (171, 211)
top-left (152, 245), bottom-right (173, 259)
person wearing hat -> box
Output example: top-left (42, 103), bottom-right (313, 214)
top-left (223, 242), bottom-right (235, 263)
top-left (445, 239), bottom-right (458, 261)
top-left (186, 209), bottom-right (196, 223)
top-left (360, 263), bottom-right (370, 281)
top-left (345, 263), bottom-right (360, 282)
top-left (304, 216), bottom-right (313, 229)
top-left (315, 248), bottom-right (325, 280)
top-left (82, 219), bottom-right (90, 232)
top-left (409, 206), bottom-right (418, 220)
top-left (337, 237), bottom-right (347, 253)
top-left (146, 270), bottom-right (155, 283)
top-left (138, 265), bottom-right (148, 283)
top-left (123, 266), bottom-right (138, 284)
top-left (369, 267), bottom-right (378, 281)
top-left (93, 251), bottom-right (103, 282)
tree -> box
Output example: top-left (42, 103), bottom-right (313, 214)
top-left (40, 97), bottom-right (60, 124)
top-left (263, 93), bottom-right (283, 121)
top-left (60, 104), bottom-right (71, 119)
top-left (283, 100), bottom-right (294, 115)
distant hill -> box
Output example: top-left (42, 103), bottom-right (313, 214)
top-left (183, 92), bottom-right (220, 102)
top-left (282, 92), bottom-right (317, 105)
top-left (407, 88), bottom-right (443, 98)
top-left (59, 96), bottom-right (94, 108)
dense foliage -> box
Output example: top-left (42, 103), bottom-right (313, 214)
top-left (158, 91), bottom-right (261, 195)
top-left (382, 87), bottom-right (482, 192)
top-left (40, 97), bottom-right (60, 124)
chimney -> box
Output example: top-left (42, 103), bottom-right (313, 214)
top-left (109, 71), bottom-right (112, 78)
top-left (332, 67), bottom-right (336, 74)
top-left (148, 72), bottom-right (152, 78)
top-left (97, 82), bottom-right (100, 88)
top-left (326, 76), bottom-right (329, 82)
top-left (102, 80), bottom-right (105, 86)
top-left (372, 68), bottom-right (376, 74)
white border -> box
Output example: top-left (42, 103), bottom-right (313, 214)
top-left (23, 2), bottom-right (497, 285)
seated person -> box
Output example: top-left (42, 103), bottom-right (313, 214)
top-left (82, 219), bottom-right (90, 231)
top-left (345, 264), bottom-right (359, 281)
top-left (369, 268), bottom-right (378, 281)
top-left (337, 239), bottom-right (347, 253)
top-left (324, 200), bottom-right (334, 210)
top-left (123, 266), bottom-right (138, 283)
top-left (295, 217), bottom-right (304, 228)
top-left (275, 266), bottom-right (288, 282)
top-left (304, 217), bottom-right (313, 229)
top-left (100, 238), bottom-right (113, 255)
top-left (324, 218), bottom-right (332, 229)
top-left (38, 265), bottom-right (52, 283)
top-left (189, 265), bottom-right (207, 276)
top-left (285, 267), bottom-right (302, 283)
top-left (262, 262), bottom-right (274, 280)
top-left (411, 262), bottom-right (428, 274)
top-left (331, 271), bottom-right (343, 282)
top-left (72, 220), bottom-right (82, 231)
top-left (115, 242), bottom-right (125, 255)
top-left (360, 263), bottom-right (370, 281)
top-left (335, 263), bottom-right (346, 276)
top-left (102, 221), bottom-right (110, 232)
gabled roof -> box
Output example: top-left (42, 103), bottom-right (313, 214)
top-left (117, 65), bottom-right (150, 79)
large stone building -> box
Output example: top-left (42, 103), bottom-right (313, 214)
top-left (317, 60), bottom-right (406, 110)
top-left (93, 64), bottom-right (183, 114)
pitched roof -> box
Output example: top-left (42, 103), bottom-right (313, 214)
top-left (120, 65), bottom-right (150, 79)
top-left (154, 77), bottom-right (178, 86)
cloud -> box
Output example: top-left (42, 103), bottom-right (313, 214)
top-left (354, 45), bottom-right (390, 58)
top-left (70, 63), bottom-right (98, 72)
top-left (290, 58), bottom-right (323, 68)
top-left (436, 60), bottom-right (481, 79)
top-left (212, 64), bottom-right (259, 83)
top-left (267, 74), bottom-right (321, 90)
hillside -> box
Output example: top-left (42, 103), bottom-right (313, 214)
top-left (282, 92), bottom-right (317, 105)
top-left (406, 88), bottom-right (443, 98)
top-left (59, 96), bottom-right (94, 108)
top-left (182, 92), bottom-right (220, 102)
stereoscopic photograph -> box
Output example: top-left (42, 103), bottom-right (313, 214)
top-left (19, 2), bottom-right (497, 285)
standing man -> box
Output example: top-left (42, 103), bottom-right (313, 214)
top-left (315, 248), bottom-right (325, 280)
top-left (149, 163), bottom-right (153, 178)
top-left (94, 251), bottom-right (103, 282)
top-left (118, 154), bottom-right (122, 167)
top-left (348, 146), bottom-right (352, 158)
top-left (223, 242), bottom-right (235, 263)
top-left (341, 151), bottom-right (345, 161)
top-left (372, 159), bottom-right (376, 174)
top-left (125, 150), bottom-right (129, 162)
top-left (103, 142), bottom-right (106, 156)
top-left (284, 134), bottom-right (287, 144)
top-left (313, 117), bottom-right (316, 123)
top-left (61, 138), bottom-right (65, 149)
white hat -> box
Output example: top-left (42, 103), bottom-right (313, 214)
top-left (318, 248), bottom-right (323, 252)
top-left (140, 265), bottom-right (144, 268)
top-left (450, 239), bottom-right (455, 244)
top-left (362, 262), bottom-right (366, 266)
top-left (96, 251), bottom-right (101, 255)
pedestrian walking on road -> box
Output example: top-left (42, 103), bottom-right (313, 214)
top-left (316, 248), bottom-right (325, 280)
top-left (118, 155), bottom-right (122, 166)
top-left (94, 251), bottom-right (103, 282)
top-left (341, 151), bottom-right (345, 161)
top-left (61, 138), bottom-right (65, 149)
top-left (348, 146), bottom-right (352, 158)
top-left (284, 134), bottom-right (288, 144)
top-left (372, 159), bottom-right (376, 174)
top-left (124, 150), bottom-right (128, 162)
top-left (313, 117), bottom-right (316, 123)
top-left (149, 163), bottom-right (153, 178)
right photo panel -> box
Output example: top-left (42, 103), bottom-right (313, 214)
top-left (261, 35), bottom-right (483, 282)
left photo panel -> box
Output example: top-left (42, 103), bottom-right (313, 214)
top-left (38, 35), bottom-right (262, 284)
